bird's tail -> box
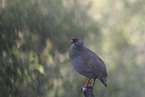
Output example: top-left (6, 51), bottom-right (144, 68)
top-left (100, 77), bottom-right (107, 87)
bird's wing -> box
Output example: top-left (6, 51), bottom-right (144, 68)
top-left (81, 47), bottom-right (107, 77)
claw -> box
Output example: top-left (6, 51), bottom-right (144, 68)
top-left (81, 78), bottom-right (96, 90)
top-left (80, 85), bottom-right (93, 90)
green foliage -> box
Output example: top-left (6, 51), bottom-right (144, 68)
top-left (0, 0), bottom-right (98, 97)
top-left (0, 0), bottom-right (145, 97)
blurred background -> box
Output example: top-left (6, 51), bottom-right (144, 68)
top-left (0, 0), bottom-right (145, 97)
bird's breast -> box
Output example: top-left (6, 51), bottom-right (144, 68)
top-left (69, 56), bottom-right (95, 79)
top-left (69, 45), bottom-right (82, 59)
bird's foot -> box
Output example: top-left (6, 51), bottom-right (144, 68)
top-left (86, 86), bottom-right (93, 89)
top-left (80, 85), bottom-right (93, 90)
top-left (80, 85), bottom-right (86, 90)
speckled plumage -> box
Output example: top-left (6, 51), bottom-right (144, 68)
top-left (69, 37), bottom-right (107, 87)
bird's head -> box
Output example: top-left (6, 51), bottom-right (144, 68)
top-left (69, 37), bottom-right (84, 47)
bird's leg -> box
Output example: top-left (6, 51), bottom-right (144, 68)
top-left (84, 79), bottom-right (90, 87)
top-left (87, 78), bottom-right (96, 89)
top-left (91, 78), bottom-right (96, 87)
top-left (81, 79), bottom-right (90, 90)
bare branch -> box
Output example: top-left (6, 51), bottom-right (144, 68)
top-left (81, 86), bottom-right (95, 97)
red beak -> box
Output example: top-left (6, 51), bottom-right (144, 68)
top-left (69, 40), bottom-right (73, 43)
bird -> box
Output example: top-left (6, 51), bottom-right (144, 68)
top-left (69, 37), bottom-right (107, 89)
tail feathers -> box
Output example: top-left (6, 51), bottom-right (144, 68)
top-left (100, 77), bottom-right (107, 87)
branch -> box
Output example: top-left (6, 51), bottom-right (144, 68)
top-left (81, 86), bottom-right (95, 97)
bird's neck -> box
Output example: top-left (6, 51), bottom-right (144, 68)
top-left (69, 44), bottom-right (83, 59)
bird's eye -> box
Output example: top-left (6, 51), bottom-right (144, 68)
top-left (73, 39), bottom-right (77, 42)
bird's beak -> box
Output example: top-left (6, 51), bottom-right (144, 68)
top-left (69, 40), bottom-right (73, 43)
